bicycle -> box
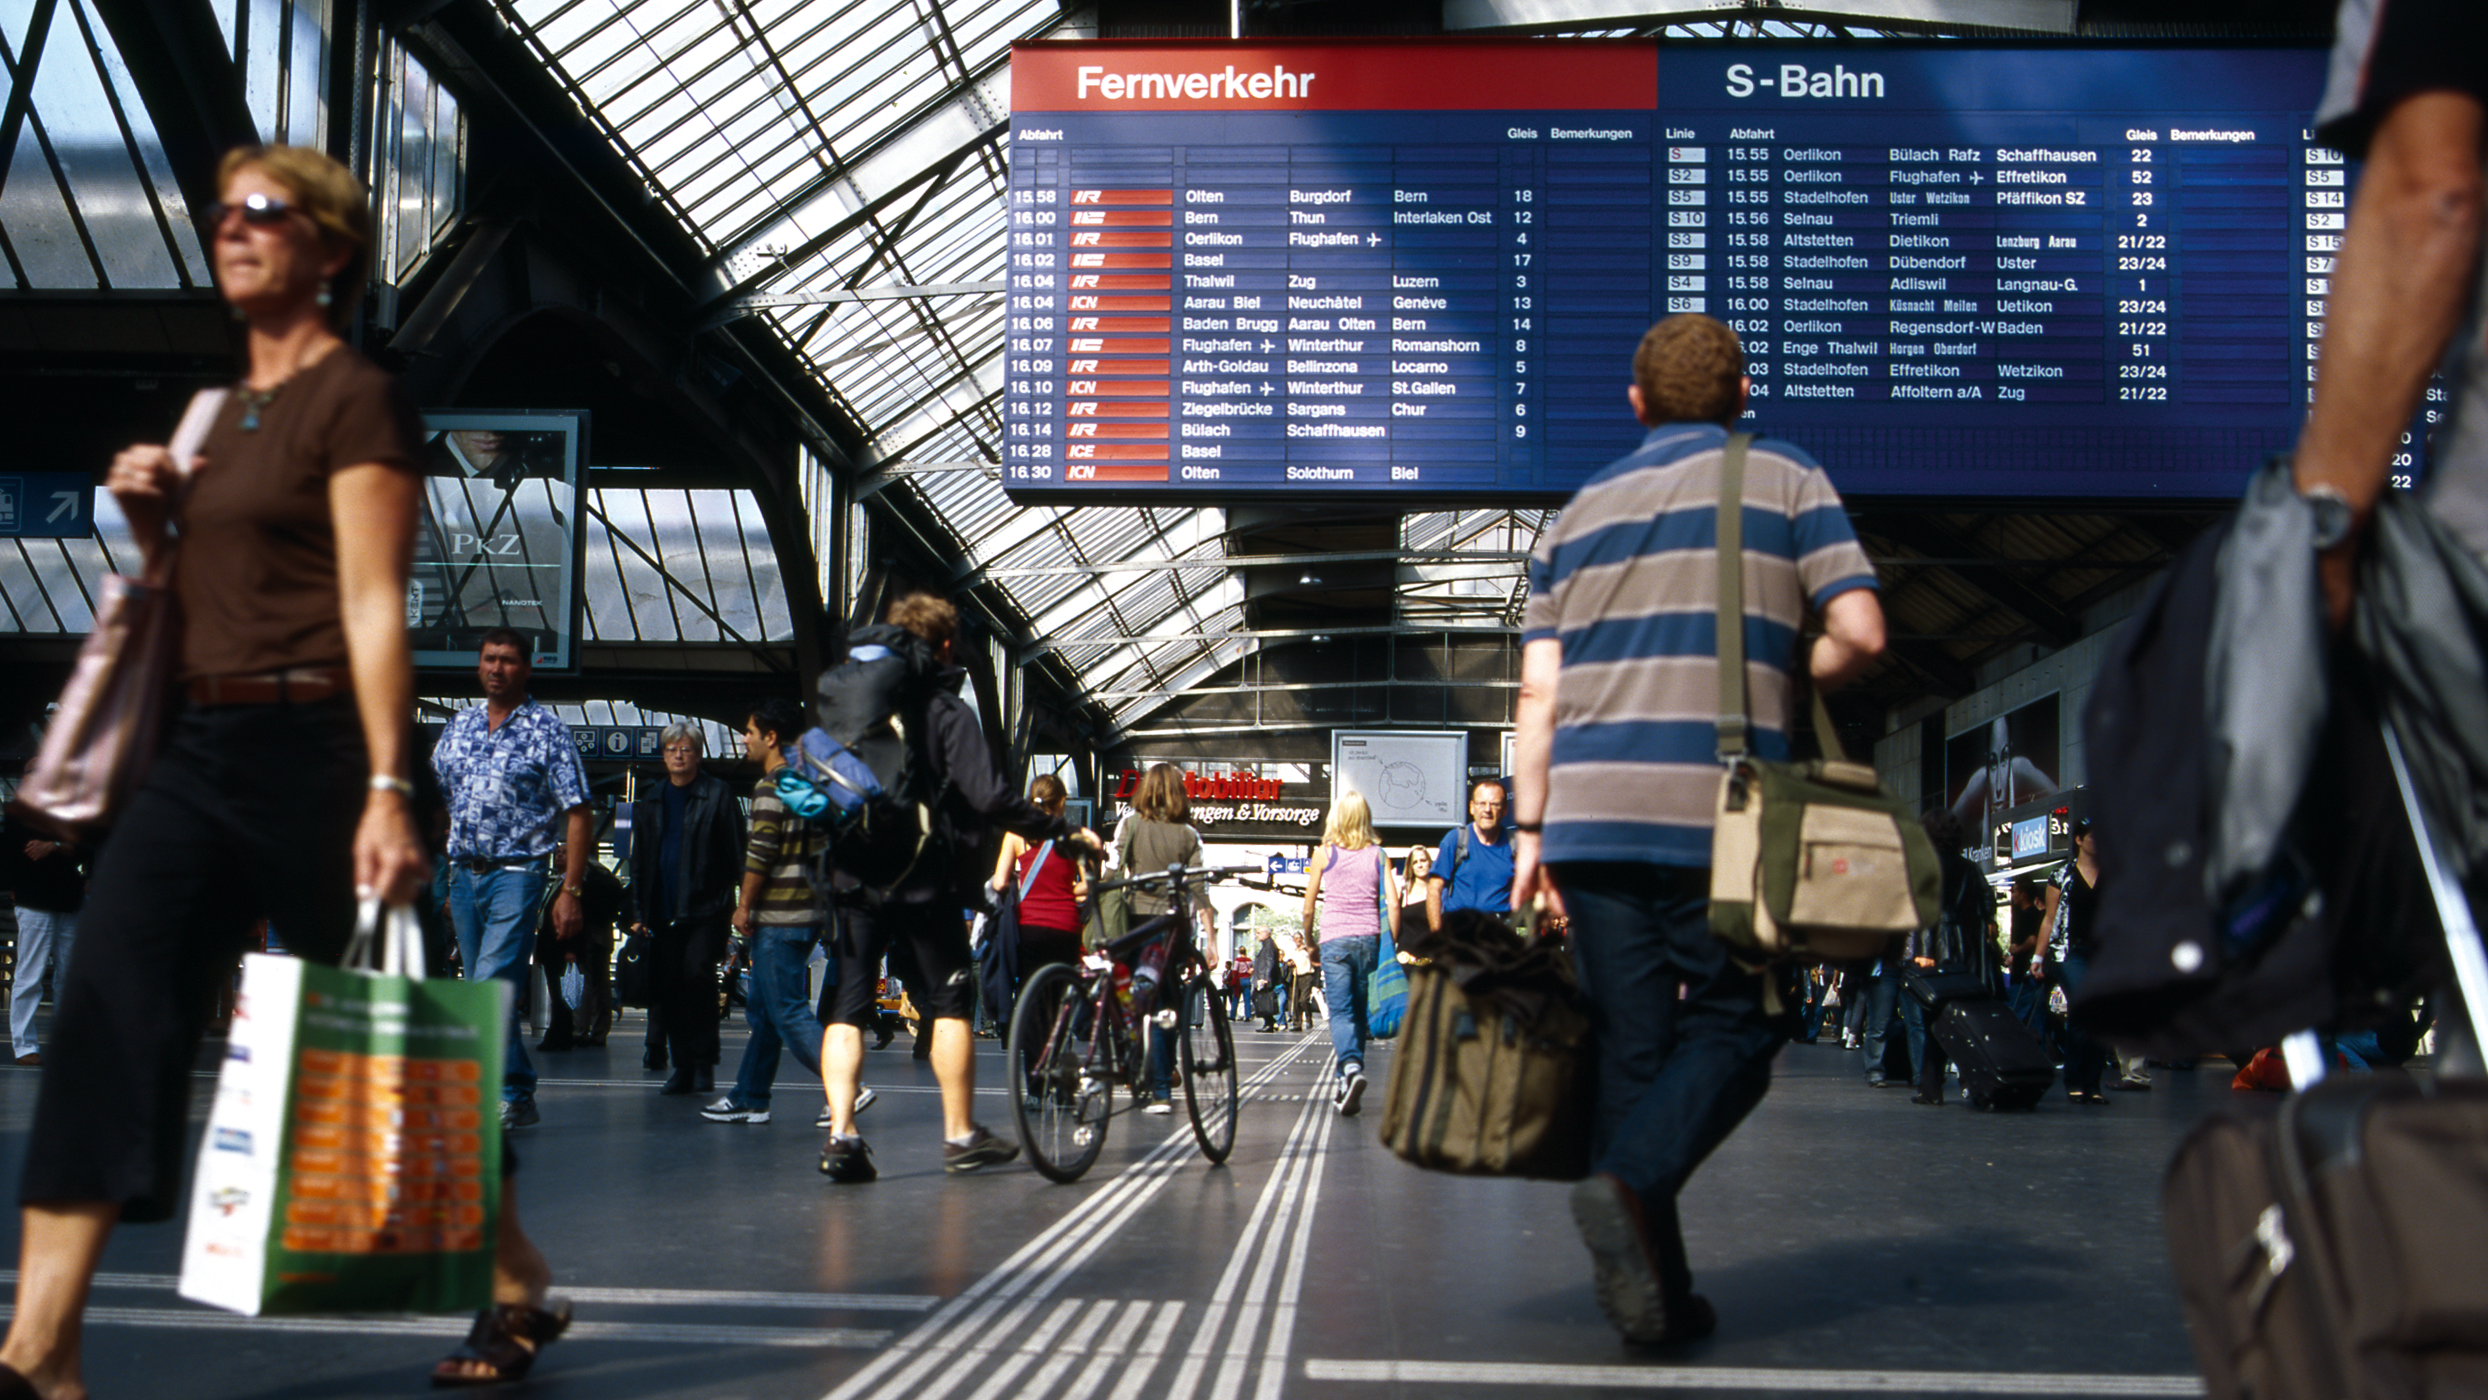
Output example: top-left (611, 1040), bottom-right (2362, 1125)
top-left (1006, 863), bottom-right (1240, 1182)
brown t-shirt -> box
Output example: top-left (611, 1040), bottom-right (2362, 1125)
top-left (174, 348), bottom-right (422, 680)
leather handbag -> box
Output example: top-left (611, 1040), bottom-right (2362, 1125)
top-left (1705, 433), bottom-right (1940, 967)
top-left (8, 391), bottom-right (224, 844)
top-left (1380, 906), bottom-right (1593, 1181)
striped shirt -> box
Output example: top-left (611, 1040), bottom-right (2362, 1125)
top-left (745, 772), bottom-right (826, 926)
top-left (1523, 422), bottom-right (1877, 868)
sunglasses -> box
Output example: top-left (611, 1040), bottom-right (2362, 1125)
top-left (206, 192), bottom-right (298, 227)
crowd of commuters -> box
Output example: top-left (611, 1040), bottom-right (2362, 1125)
top-left (7, 9), bottom-right (2476, 1374)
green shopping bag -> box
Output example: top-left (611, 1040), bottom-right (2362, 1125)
top-left (180, 901), bottom-right (505, 1316)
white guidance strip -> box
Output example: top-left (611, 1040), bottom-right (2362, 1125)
top-left (822, 1033), bottom-right (1330, 1400)
top-left (1302, 1360), bottom-right (2205, 1396)
top-left (0, 1271), bottom-right (938, 1312)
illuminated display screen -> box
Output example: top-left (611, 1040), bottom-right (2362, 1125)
top-left (1001, 41), bottom-right (2358, 502)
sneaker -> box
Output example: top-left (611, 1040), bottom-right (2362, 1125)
top-left (1570, 1173), bottom-right (1671, 1345)
top-left (1142, 1098), bottom-right (1173, 1116)
top-left (942, 1124), bottom-right (1022, 1174)
top-left (701, 1097), bottom-right (769, 1124)
top-left (1335, 1066), bottom-right (1368, 1116)
top-left (819, 1135), bottom-right (876, 1183)
top-left (814, 1086), bottom-right (878, 1129)
top-left (500, 1098), bottom-right (540, 1131)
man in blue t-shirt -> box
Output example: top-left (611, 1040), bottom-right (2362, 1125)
top-left (1426, 779), bottom-right (1515, 932)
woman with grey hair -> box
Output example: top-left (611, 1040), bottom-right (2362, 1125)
top-left (625, 720), bottom-right (747, 1095)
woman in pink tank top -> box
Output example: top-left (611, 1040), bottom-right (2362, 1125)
top-left (1299, 791), bottom-right (1400, 1115)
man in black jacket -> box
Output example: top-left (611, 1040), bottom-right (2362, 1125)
top-left (818, 592), bottom-right (1100, 1183)
top-left (624, 723), bottom-right (746, 1095)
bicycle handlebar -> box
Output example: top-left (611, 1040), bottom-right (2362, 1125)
top-left (1086, 863), bottom-right (1230, 897)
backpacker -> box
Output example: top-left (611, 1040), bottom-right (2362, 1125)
top-left (775, 625), bottom-right (949, 901)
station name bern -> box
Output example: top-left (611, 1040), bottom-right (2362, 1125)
top-left (1075, 64), bottom-right (1316, 102)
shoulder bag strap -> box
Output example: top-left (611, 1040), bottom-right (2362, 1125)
top-left (1715, 432), bottom-right (1751, 762)
top-left (1017, 839), bottom-right (1054, 903)
top-left (1714, 431), bottom-right (1847, 765)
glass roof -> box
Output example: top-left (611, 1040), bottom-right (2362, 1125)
top-left (473, 9), bottom-right (1883, 733)
top-left (4, 486), bottom-right (792, 649)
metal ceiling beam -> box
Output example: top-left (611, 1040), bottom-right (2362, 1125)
top-left (1032, 622), bottom-right (1519, 661)
top-left (1439, 0), bottom-right (2074, 32)
top-left (1862, 516), bottom-right (2083, 649)
top-left (0, 0), bottom-right (62, 199)
top-left (89, 0), bottom-right (259, 221)
top-left (696, 280), bottom-right (1005, 333)
top-left (972, 547), bottom-right (1532, 583)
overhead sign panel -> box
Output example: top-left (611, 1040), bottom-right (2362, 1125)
top-left (1001, 40), bottom-right (2341, 503)
top-left (0, 473), bottom-right (95, 538)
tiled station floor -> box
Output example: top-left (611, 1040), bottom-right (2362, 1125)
top-left (0, 1011), bottom-right (2242, 1398)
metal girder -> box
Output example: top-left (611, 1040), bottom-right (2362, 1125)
top-left (976, 547), bottom-right (1531, 583)
top-left (0, 0), bottom-right (61, 199)
top-left (1863, 516), bottom-right (2083, 649)
top-left (1032, 622), bottom-right (1519, 661)
top-left (1877, 636), bottom-right (1977, 697)
top-left (88, 0), bottom-right (259, 222)
top-left (697, 281), bottom-right (1004, 334)
top-left (1439, 0), bottom-right (2075, 32)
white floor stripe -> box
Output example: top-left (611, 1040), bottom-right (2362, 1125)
top-left (1013, 1299), bottom-right (1121, 1400)
top-left (0, 1307), bottom-right (885, 1349)
top-left (0, 1271), bottom-right (939, 1312)
top-left (1154, 1070), bottom-right (1326, 1400)
top-left (1056, 1301), bottom-right (1154, 1400)
top-left (1249, 1102), bottom-right (1336, 1400)
top-left (1300, 1360), bottom-right (2205, 1396)
top-left (823, 1035), bottom-right (1326, 1400)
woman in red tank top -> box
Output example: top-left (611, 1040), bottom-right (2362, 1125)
top-left (988, 774), bottom-right (1096, 980)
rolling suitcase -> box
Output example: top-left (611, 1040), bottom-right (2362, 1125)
top-left (2163, 726), bottom-right (2488, 1400)
top-left (1932, 997), bottom-right (2053, 1111)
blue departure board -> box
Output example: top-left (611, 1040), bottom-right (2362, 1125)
top-left (1002, 42), bottom-right (2345, 502)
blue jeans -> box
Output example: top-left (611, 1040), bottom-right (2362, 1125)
top-left (1555, 862), bottom-right (1783, 1309)
top-left (2057, 952), bottom-right (2106, 1094)
top-left (448, 865), bottom-right (543, 1104)
top-left (727, 925), bottom-right (824, 1110)
top-left (1318, 934), bottom-right (1378, 1073)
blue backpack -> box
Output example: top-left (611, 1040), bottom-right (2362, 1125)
top-left (775, 625), bottom-right (946, 899)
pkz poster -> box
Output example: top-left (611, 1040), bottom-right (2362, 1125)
top-left (408, 411), bottom-right (587, 671)
top-left (1944, 694), bottom-right (2061, 834)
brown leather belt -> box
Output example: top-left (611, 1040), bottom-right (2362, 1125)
top-left (185, 665), bottom-right (351, 707)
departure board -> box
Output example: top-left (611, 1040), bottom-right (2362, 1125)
top-left (1001, 41), bottom-right (2337, 503)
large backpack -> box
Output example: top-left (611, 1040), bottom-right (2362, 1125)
top-left (775, 624), bottom-right (950, 901)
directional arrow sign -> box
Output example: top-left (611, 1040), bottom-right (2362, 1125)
top-left (0, 474), bottom-right (96, 538)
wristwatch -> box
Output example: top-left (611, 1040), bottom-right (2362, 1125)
top-left (562, 883), bottom-right (585, 898)
top-left (2303, 483), bottom-right (2354, 551)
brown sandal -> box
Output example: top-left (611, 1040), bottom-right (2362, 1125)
top-left (430, 1298), bottom-right (572, 1387)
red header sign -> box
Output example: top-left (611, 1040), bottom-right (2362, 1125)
top-left (1011, 40), bottom-right (1656, 113)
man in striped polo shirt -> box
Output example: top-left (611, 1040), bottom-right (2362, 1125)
top-left (1512, 314), bottom-right (1886, 1348)
top-left (704, 696), bottom-right (873, 1128)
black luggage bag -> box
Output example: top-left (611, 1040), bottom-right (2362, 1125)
top-left (1254, 985), bottom-right (1278, 1024)
top-left (1932, 997), bottom-right (2053, 1111)
top-left (1902, 964), bottom-right (1991, 1011)
top-left (2159, 725), bottom-right (2488, 1400)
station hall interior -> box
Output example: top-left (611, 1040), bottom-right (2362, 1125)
top-left (0, 0), bottom-right (2413, 1397)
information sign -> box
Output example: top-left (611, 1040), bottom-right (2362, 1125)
top-left (1002, 41), bottom-right (2349, 501)
top-left (1331, 730), bottom-right (1467, 828)
top-left (0, 473), bottom-right (95, 538)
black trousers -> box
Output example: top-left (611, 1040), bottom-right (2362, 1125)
top-left (650, 914), bottom-right (730, 1069)
top-left (538, 919), bottom-right (613, 1048)
top-left (23, 700), bottom-right (364, 1221)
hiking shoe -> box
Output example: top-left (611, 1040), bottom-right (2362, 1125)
top-left (500, 1098), bottom-right (540, 1131)
top-left (1335, 1066), bottom-right (1368, 1117)
top-left (701, 1098), bottom-right (769, 1124)
top-left (942, 1125), bottom-right (1021, 1174)
top-left (814, 1086), bottom-right (878, 1129)
top-left (1571, 1173), bottom-right (1671, 1345)
top-left (819, 1135), bottom-right (876, 1183)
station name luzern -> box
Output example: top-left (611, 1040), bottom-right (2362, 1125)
top-left (1075, 64), bottom-right (1315, 101)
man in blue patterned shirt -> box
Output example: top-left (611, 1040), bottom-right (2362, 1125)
top-left (432, 628), bottom-right (593, 1131)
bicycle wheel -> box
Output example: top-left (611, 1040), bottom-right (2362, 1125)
top-left (1009, 963), bottom-right (1110, 1183)
top-left (1179, 976), bottom-right (1239, 1164)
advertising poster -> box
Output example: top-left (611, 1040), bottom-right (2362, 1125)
top-left (1945, 694), bottom-right (2061, 835)
top-left (409, 411), bottom-right (587, 671)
